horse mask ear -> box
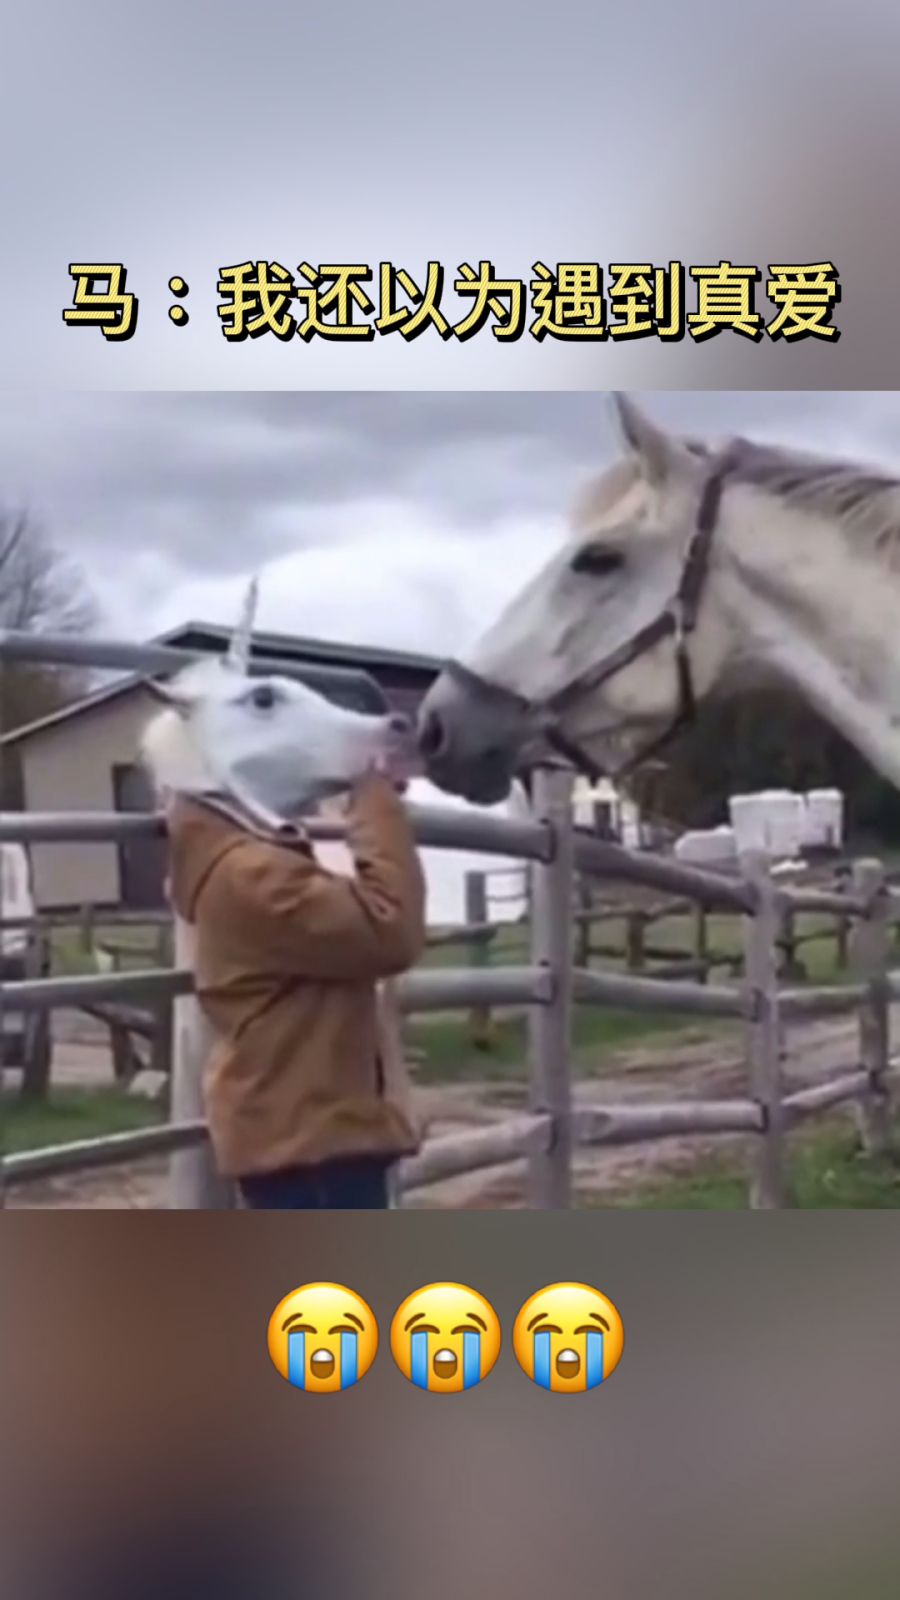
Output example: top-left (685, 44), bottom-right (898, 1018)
top-left (141, 573), bottom-right (262, 716)
top-left (611, 393), bottom-right (691, 487)
top-left (142, 678), bottom-right (196, 717)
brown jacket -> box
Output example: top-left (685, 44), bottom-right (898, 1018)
top-left (166, 776), bottom-right (426, 1177)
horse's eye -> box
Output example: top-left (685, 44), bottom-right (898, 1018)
top-left (250, 683), bottom-right (277, 711)
top-left (571, 544), bottom-right (625, 578)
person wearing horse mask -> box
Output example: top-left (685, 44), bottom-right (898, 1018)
top-left (141, 587), bottom-right (426, 1211)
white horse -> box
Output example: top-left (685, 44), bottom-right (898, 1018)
top-left (140, 577), bottom-right (411, 826)
top-left (418, 392), bottom-right (900, 804)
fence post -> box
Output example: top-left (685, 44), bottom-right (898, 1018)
top-left (169, 917), bottom-right (235, 1209)
top-left (692, 903), bottom-right (709, 983)
top-left (776, 903), bottom-right (806, 982)
top-left (740, 851), bottom-right (786, 1209)
top-left (575, 873), bottom-right (592, 968)
top-left (528, 765), bottom-right (575, 1210)
top-left (850, 859), bottom-right (892, 1157)
top-left (625, 909), bottom-right (645, 972)
top-left (464, 870), bottom-right (493, 1050)
top-left (835, 910), bottom-right (851, 971)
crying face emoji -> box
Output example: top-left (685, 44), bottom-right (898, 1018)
top-left (390, 1283), bottom-right (501, 1393)
top-left (267, 1284), bottom-right (378, 1393)
top-left (512, 1283), bottom-right (624, 1393)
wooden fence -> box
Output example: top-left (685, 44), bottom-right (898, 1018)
top-left (567, 874), bottom-right (891, 984)
top-left (3, 768), bottom-right (897, 1210)
top-left (434, 854), bottom-right (895, 1043)
top-left (1, 624), bottom-right (897, 1209)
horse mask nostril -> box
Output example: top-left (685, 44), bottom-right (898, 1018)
top-left (418, 710), bottom-right (447, 760)
top-left (387, 713), bottom-right (411, 738)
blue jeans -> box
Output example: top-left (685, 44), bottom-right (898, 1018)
top-left (237, 1155), bottom-right (390, 1210)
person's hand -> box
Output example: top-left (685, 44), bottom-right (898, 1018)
top-left (371, 748), bottom-right (417, 793)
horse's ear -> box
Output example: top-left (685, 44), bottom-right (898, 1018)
top-left (611, 393), bottom-right (688, 486)
top-left (227, 574), bottom-right (260, 673)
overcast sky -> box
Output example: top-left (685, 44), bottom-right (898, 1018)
top-left (2, 390), bottom-right (900, 661)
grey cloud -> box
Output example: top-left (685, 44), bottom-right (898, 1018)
top-left (0, 392), bottom-right (897, 637)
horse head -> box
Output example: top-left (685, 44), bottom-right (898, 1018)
top-left (140, 576), bottom-right (411, 827)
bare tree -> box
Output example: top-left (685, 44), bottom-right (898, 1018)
top-left (0, 511), bottom-right (97, 638)
top-left (0, 512), bottom-right (99, 801)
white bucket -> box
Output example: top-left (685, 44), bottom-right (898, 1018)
top-left (620, 799), bottom-right (641, 851)
top-left (761, 790), bottom-right (804, 859)
top-left (729, 793), bottom-right (769, 853)
top-left (730, 790), bottom-right (807, 859)
top-left (803, 788), bottom-right (844, 849)
top-left (675, 825), bottom-right (737, 866)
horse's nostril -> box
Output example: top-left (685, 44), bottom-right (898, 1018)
top-left (418, 710), bottom-right (447, 760)
top-left (387, 713), bottom-right (411, 737)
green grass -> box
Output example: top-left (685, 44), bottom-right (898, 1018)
top-left (399, 900), bottom-right (870, 1087)
top-left (414, 914), bottom-right (738, 1084)
top-left (421, 924), bottom-right (529, 971)
top-left (50, 923), bottom-right (167, 975)
top-left (3, 1087), bottom-right (162, 1155)
top-left (408, 1004), bottom-right (731, 1086)
top-left (618, 907), bottom-right (863, 984)
top-left (599, 1122), bottom-right (900, 1209)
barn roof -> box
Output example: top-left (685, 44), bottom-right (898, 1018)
top-left (161, 622), bottom-right (439, 678)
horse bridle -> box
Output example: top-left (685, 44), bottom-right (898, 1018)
top-left (442, 456), bottom-right (731, 785)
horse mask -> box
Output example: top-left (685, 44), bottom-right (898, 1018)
top-left (140, 577), bottom-right (411, 829)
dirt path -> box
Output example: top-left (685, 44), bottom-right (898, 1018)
top-left (8, 1007), bottom-right (886, 1210)
top-left (407, 1011), bottom-right (879, 1208)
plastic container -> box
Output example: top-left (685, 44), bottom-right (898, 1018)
top-left (730, 790), bottom-right (807, 859)
top-left (573, 778), bottom-right (620, 835)
top-left (728, 793), bottom-right (769, 853)
top-left (675, 826), bottom-right (737, 865)
top-left (803, 789), bottom-right (844, 849)
top-left (711, 824), bottom-right (738, 861)
top-left (0, 843), bottom-right (33, 959)
top-left (761, 790), bottom-right (804, 859)
top-left (620, 799), bottom-right (641, 851)
top-left (572, 780), bottom-right (595, 830)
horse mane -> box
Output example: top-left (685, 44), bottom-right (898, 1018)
top-left (584, 430), bottom-right (900, 562)
top-left (708, 435), bottom-right (900, 560)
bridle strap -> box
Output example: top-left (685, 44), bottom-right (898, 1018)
top-left (442, 455), bottom-right (731, 784)
top-left (679, 462), bottom-right (726, 619)
top-left (545, 458), bottom-right (727, 720)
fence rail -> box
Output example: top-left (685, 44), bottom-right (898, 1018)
top-left (3, 1120), bottom-right (208, 1186)
top-left (573, 967), bottom-right (748, 1019)
top-left (573, 833), bottom-right (758, 913)
top-left (0, 804), bottom-right (551, 861)
top-left (3, 964), bottom-right (553, 1015)
top-left (1, 1110), bottom-right (556, 1197)
top-left (2, 644), bottom-right (897, 1207)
